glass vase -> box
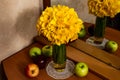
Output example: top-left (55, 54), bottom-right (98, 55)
top-left (52, 44), bottom-right (66, 72)
top-left (93, 16), bottom-right (107, 44)
top-left (86, 16), bottom-right (109, 49)
top-left (46, 44), bottom-right (75, 79)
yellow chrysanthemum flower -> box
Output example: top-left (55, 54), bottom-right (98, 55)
top-left (88, 0), bottom-right (120, 18)
top-left (36, 5), bottom-right (83, 45)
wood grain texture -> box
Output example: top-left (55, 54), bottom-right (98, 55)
top-left (67, 45), bottom-right (120, 80)
top-left (84, 22), bottom-right (120, 57)
top-left (2, 43), bottom-right (102, 80)
top-left (70, 39), bottom-right (120, 69)
top-left (34, 35), bottom-right (120, 80)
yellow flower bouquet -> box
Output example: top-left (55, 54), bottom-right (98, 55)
top-left (36, 5), bottom-right (83, 77)
top-left (88, 0), bottom-right (120, 18)
top-left (36, 5), bottom-right (83, 45)
top-left (87, 0), bottom-right (120, 45)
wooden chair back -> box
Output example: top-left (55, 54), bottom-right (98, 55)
top-left (43, 0), bottom-right (51, 10)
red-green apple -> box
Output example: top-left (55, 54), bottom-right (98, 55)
top-left (105, 40), bottom-right (118, 53)
top-left (29, 47), bottom-right (41, 57)
top-left (25, 63), bottom-right (39, 78)
top-left (78, 25), bottom-right (86, 38)
top-left (42, 45), bottom-right (52, 57)
top-left (74, 62), bottom-right (89, 77)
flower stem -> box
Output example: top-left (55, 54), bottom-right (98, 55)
top-left (94, 16), bottom-right (107, 38)
top-left (52, 44), bottom-right (66, 71)
top-left (94, 16), bottom-right (107, 44)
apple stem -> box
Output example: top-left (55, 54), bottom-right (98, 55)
top-left (32, 70), bottom-right (35, 74)
top-left (80, 65), bottom-right (84, 69)
top-left (46, 46), bottom-right (50, 49)
top-left (35, 52), bottom-right (38, 56)
top-left (112, 42), bottom-right (115, 44)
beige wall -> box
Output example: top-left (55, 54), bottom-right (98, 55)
top-left (0, 0), bottom-right (42, 62)
top-left (51, 0), bottom-right (96, 23)
top-left (0, 0), bottom-right (95, 62)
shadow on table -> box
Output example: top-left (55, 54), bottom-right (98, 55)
top-left (0, 64), bottom-right (7, 80)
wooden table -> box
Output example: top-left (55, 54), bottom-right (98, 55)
top-left (1, 22), bottom-right (120, 80)
top-left (83, 22), bottom-right (120, 57)
top-left (1, 42), bottom-right (103, 80)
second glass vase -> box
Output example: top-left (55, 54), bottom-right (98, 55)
top-left (86, 16), bottom-right (109, 49)
top-left (93, 16), bottom-right (107, 44)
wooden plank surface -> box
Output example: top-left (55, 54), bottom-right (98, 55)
top-left (2, 43), bottom-right (102, 80)
top-left (84, 22), bottom-right (120, 57)
top-left (105, 27), bottom-right (120, 57)
top-left (34, 35), bottom-right (120, 80)
top-left (67, 46), bottom-right (120, 80)
top-left (70, 39), bottom-right (120, 70)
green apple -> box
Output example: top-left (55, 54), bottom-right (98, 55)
top-left (29, 47), bottom-right (41, 57)
top-left (78, 25), bottom-right (86, 38)
top-left (74, 62), bottom-right (89, 77)
top-left (41, 45), bottom-right (52, 57)
top-left (105, 40), bottom-right (118, 53)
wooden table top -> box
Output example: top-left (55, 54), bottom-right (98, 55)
top-left (2, 42), bottom-right (103, 80)
top-left (1, 22), bottom-right (120, 80)
top-left (84, 22), bottom-right (120, 57)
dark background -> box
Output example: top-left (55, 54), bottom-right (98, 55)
top-left (107, 13), bottom-right (120, 31)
